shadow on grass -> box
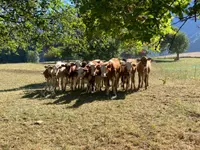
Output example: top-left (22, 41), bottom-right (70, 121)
top-left (22, 88), bottom-right (65, 100)
top-left (154, 59), bottom-right (175, 63)
top-left (20, 83), bottom-right (129, 108)
top-left (0, 82), bottom-right (46, 93)
top-left (46, 90), bottom-right (126, 108)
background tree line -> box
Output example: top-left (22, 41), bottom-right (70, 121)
top-left (0, 0), bottom-right (198, 63)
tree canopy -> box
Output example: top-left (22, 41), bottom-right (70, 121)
top-left (160, 31), bottom-right (189, 60)
top-left (72, 0), bottom-right (199, 50)
top-left (0, 0), bottom-right (199, 62)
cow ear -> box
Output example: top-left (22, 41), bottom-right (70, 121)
top-left (147, 58), bottom-right (152, 61)
top-left (120, 60), bottom-right (126, 65)
top-left (44, 65), bottom-right (48, 68)
top-left (103, 62), bottom-right (108, 65)
top-left (132, 64), bottom-right (136, 67)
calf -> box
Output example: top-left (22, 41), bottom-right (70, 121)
top-left (43, 65), bottom-right (58, 94)
top-left (100, 58), bottom-right (121, 98)
top-left (43, 65), bottom-right (53, 91)
top-left (83, 60), bottom-right (103, 93)
top-left (68, 62), bottom-right (79, 90)
top-left (56, 63), bottom-right (70, 91)
top-left (137, 56), bottom-right (152, 90)
top-left (119, 60), bottom-right (132, 91)
top-left (127, 58), bottom-right (137, 91)
top-left (94, 63), bottom-right (104, 92)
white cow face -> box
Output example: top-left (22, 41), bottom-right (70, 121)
top-left (100, 64), bottom-right (107, 77)
top-left (88, 61), bottom-right (96, 76)
top-left (76, 67), bottom-right (86, 78)
top-left (126, 62), bottom-right (132, 75)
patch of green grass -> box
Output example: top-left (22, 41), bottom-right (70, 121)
top-left (0, 60), bottom-right (200, 150)
top-left (154, 58), bottom-right (200, 80)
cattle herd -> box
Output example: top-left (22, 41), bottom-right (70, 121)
top-left (43, 57), bottom-right (152, 99)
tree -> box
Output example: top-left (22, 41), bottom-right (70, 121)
top-left (72, 0), bottom-right (200, 52)
top-left (160, 31), bottom-right (189, 60)
top-left (0, 0), bottom-right (64, 50)
top-left (170, 32), bottom-right (189, 60)
top-left (72, 0), bottom-right (193, 47)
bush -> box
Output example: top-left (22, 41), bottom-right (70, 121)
top-left (26, 51), bottom-right (40, 63)
top-left (44, 47), bottom-right (62, 61)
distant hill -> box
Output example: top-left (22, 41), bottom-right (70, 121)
top-left (173, 18), bottom-right (200, 52)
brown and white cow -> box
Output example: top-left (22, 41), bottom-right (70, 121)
top-left (100, 58), bottom-right (121, 99)
top-left (56, 63), bottom-right (71, 91)
top-left (82, 59), bottom-right (103, 93)
top-left (43, 65), bottom-right (53, 91)
top-left (94, 62), bottom-right (104, 92)
top-left (43, 65), bottom-right (59, 94)
top-left (137, 56), bottom-right (152, 90)
top-left (119, 59), bottom-right (132, 91)
top-left (126, 58), bottom-right (137, 91)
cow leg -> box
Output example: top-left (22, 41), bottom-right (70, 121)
top-left (138, 73), bottom-right (141, 90)
top-left (111, 77), bottom-right (118, 99)
top-left (141, 73), bottom-right (144, 88)
top-left (63, 77), bottom-right (67, 91)
top-left (121, 76), bottom-right (124, 90)
top-left (132, 73), bottom-right (136, 91)
top-left (74, 77), bottom-right (78, 90)
top-left (45, 78), bottom-right (49, 91)
top-left (60, 77), bottom-right (64, 91)
top-left (81, 79), bottom-right (85, 90)
top-left (104, 78), bottom-right (109, 95)
top-left (145, 74), bottom-right (149, 89)
top-left (70, 77), bottom-right (73, 90)
top-left (144, 75), bottom-right (147, 89)
top-left (126, 76), bottom-right (130, 92)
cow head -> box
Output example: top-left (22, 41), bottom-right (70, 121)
top-left (138, 57), bottom-right (152, 66)
top-left (125, 62), bottom-right (132, 75)
top-left (43, 65), bottom-right (53, 78)
top-left (100, 61), bottom-right (114, 77)
top-left (68, 62), bottom-right (77, 75)
top-left (94, 64), bottom-right (101, 76)
top-left (88, 61), bottom-right (96, 76)
top-left (75, 60), bottom-right (82, 67)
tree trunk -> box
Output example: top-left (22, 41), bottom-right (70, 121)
top-left (175, 52), bottom-right (180, 61)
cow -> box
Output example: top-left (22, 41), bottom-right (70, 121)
top-left (68, 62), bottom-right (79, 90)
top-left (94, 62), bottom-right (104, 92)
top-left (119, 59), bottom-right (132, 91)
top-left (43, 65), bottom-right (53, 91)
top-left (56, 63), bottom-right (71, 91)
top-left (43, 65), bottom-right (59, 95)
top-left (100, 58), bottom-right (121, 99)
top-left (127, 58), bottom-right (137, 91)
top-left (137, 56), bottom-right (152, 90)
top-left (83, 59), bottom-right (103, 93)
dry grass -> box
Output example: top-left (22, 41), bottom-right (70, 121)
top-left (0, 59), bottom-right (200, 150)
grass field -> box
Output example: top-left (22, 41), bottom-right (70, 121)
top-left (0, 58), bottom-right (200, 150)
